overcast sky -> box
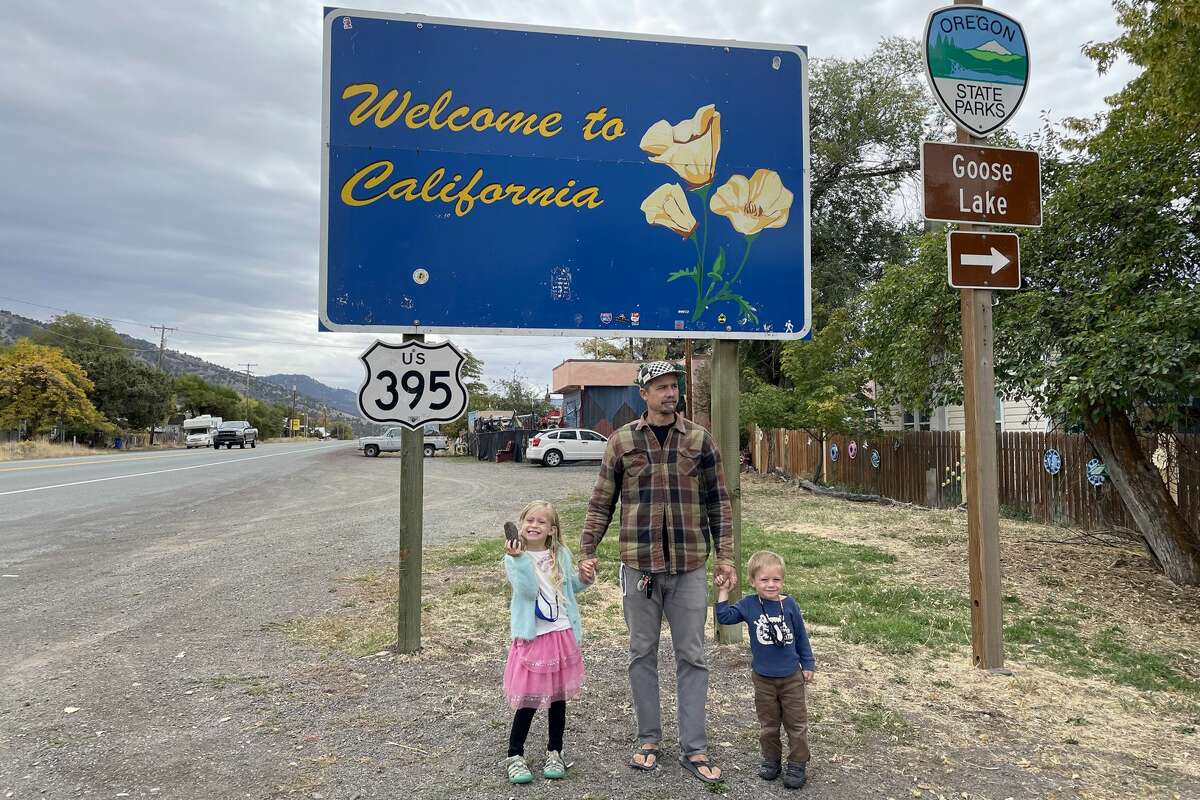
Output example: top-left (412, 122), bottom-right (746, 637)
top-left (0, 1), bottom-right (1136, 393)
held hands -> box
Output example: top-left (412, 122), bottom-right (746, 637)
top-left (713, 563), bottom-right (736, 593)
top-left (578, 557), bottom-right (599, 584)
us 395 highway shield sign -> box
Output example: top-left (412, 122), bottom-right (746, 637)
top-left (924, 6), bottom-right (1029, 137)
top-left (357, 340), bottom-right (469, 429)
top-left (320, 10), bottom-right (811, 340)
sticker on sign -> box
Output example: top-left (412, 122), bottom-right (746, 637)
top-left (356, 340), bottom-right (469, 429)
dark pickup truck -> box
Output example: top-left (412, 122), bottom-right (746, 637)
top-left (213, 420), bottom-right (258, 449)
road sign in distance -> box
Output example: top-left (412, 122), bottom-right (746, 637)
top-left (947, 231), bottom-right (1020, 290)
top-left (922, 141), bottom-right (1041, 227)
top-left (357, 340), bottom-right (469, 429)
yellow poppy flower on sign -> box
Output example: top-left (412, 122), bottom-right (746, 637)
top-left (639, 105), bottom-right (722, 189)
top-left (640, 183), bottom-right (698, 238)
top-left (709, 169), bottom-right (793, 235)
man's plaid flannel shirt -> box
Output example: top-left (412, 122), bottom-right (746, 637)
top-left (580, 412), bottom-right (733, 575)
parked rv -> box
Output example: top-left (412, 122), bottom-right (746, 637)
top-left (183, 415), bottom-right (222, 448)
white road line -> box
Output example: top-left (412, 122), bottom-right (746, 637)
top-left (0, 444), bottom-right (340, 497)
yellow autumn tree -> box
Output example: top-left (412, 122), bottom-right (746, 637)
top-left (0, 339), bottom-right (109, 435)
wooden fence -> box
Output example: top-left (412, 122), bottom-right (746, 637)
top-left (749, 426), bottom-right (1200, 534)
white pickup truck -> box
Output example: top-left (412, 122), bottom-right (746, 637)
top-left (358, 427), bottom-right (448, 458)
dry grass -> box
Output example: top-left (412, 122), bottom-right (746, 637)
top-left (0, 440), bottom-right (186, 461)
top-left (0, 441), bottom-right (104, 461)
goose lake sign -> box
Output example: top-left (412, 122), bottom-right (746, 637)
top-left (924, 5), bottom-right (1029, 137)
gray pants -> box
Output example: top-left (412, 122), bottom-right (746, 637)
top-left (621, 565), bottom-right (709, 756)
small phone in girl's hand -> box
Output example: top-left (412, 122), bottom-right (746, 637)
top-left (504, 521), bottom-right (519, 542)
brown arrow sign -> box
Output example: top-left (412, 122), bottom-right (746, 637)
top-left (922, 141), bottom-right (1041, 227)
top-left (948, 231), bottom-right (1021, 290)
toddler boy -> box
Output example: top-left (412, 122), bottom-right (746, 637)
top-left (716, 550), bottom-right (815, 790)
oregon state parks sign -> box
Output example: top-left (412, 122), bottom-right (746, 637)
top-left (924, 6), bottom-right (1029, 137)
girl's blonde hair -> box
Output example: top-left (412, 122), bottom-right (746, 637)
top-left (519, 500), bottom-right (566, 594)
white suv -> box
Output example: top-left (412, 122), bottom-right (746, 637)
top-left (527, 428), bottom-right (608, 467)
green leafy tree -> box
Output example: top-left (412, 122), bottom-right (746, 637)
top-left (0, 339), bottom-right (110, 435)
top-left (742, 308), bottom-right (876, 480)
top-left (31, 313), bottom-right (129, 361)
top-left (174, 374), bottom-right (242, 420)
top-left (864, 7), bottom-right (1200, 583)
top-left (81, 351), bottom-right (174, 431)
top-left (744, 37), bottom-right (942, 385)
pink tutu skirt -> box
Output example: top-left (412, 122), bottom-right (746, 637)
top-left (503, 628), bottom-right (585, 709)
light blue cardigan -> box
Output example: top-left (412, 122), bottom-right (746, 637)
top-left (504, 546), bottom-right (589, 645)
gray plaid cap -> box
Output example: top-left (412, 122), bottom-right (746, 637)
top-left (635, 360), bottom-right (681, 387)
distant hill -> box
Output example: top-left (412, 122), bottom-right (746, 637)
top-left (263, 373), bottom-right (358, 416)
top-left (1, 308), bottom-right (367, 426)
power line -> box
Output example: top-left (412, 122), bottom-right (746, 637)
top-left (0, 293), bottom-right (364, 351)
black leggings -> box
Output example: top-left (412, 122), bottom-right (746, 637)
top-left (508, 700), bottom-right (566, 756)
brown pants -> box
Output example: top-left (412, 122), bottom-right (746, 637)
top-left (752, 670), bottom-right (811, 764)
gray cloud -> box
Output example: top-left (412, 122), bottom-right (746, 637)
top-left (0, 1), bottom-right (1137, 392)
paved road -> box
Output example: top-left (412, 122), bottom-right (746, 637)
top-left (0, 443), bottom-right (600, 796)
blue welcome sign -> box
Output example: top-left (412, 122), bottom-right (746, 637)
top-left (923, 5), bottom-right (1029, 137)
top-left (320, 10), bottom-right (811, 339)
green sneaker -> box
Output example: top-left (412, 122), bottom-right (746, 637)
top-left (504, 754), bottom-right (533, 784)
top-left (543, 750), bottom-right (566, 780)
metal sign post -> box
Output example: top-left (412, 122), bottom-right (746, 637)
top-left (355, 336), bottom-right (470, 652)
top-left (923, 0), bottom-right (1036, 670)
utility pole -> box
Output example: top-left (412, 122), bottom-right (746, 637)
top-left (240, 363), bottom-right (257, 418)
top-left (149, 324), bottom-right (176, 445)
top-left (290, 385), bottom-right (297, 438)
top-left (150, 324), bottom-right (177, 371)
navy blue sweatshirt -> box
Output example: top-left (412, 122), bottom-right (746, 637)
top-left (715, 594), bottom-right (816, 678)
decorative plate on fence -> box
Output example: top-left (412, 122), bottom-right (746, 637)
top-left (1086, 457), bottom-right (1106, 487)
top-left (1043, 448), bottom-right (1061, 476)
top-left (847, 441), bottom-right (858, 459)
top-left (871, 449), bottom-right (880, 469)
top-left (830, 443), bottom-right (839, 462)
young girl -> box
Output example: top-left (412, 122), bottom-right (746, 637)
top-left (501, 500), bottom-right (590, 784)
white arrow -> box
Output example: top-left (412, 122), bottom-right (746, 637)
top-left (960, 247), bottom-right (1010, 274)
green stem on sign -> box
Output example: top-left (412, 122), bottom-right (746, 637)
top-left (693, 184), bottom-right (712, 316)
top-left (727, 232), bottom-right (759, 287)
top-left (690, 233), bottom-right (703, 315)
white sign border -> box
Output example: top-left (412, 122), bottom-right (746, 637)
top-left (319, 8), bottom-right (812, 341)
top-left (919, 140), bottom-right (1043, 229)
top-left (946, 230), bottom-right (1022, 291)
top-left (356, 339), bottom-right (469, 430)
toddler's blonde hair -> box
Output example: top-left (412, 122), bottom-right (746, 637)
top-left (747, 550), bottom-right (786, 581)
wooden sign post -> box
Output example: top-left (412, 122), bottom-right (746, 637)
top-left (711, 339), bottom-right (743, 644)
top-left (922, 0), bottom-right (1038, 670)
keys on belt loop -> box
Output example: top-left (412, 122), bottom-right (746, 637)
top-left (637, 573), bottom-right (654, 598)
